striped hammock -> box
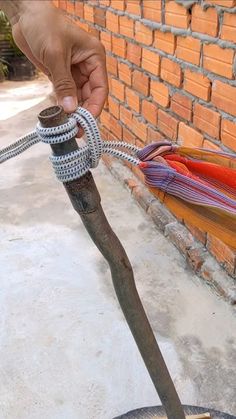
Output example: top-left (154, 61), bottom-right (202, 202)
top-left (137, 142), bottom-right (236, 250)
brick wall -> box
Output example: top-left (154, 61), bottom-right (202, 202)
top-left (55, 0), bottom-right (236, 279)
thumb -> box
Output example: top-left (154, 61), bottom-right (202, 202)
top-left (50, 60), bottom-right (78, 113)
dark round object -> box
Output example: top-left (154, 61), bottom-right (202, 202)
top-left (114, 405), bottom-right (236, 419)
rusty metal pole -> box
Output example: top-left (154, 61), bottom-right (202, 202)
top-left (38, 105), bottom-right (186, 419)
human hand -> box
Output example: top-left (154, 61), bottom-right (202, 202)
top-left (10, 1), bottom-right (108, 116)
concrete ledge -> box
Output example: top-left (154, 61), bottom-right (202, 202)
top-left (102, 155), bottom-right (236, 305)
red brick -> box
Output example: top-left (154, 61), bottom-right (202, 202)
top-left (221, 12), bottom-right (236, 43)
top-left (212, 80), bottom-right (236, 117)
top-left (203, 140), bottom-right (221, 151)
top-left (132, 116), bottom-right (147, 141)
top-left (100, 126), bottom-right (109, 141)
top-left (171, 92), bottom-right (192, 121)
top-left (166, 222), bottom-right (196, 252)
top-left (147, 127), bottom-right (163, 143)
top-left (106, 10), bottom-right (119, 32)
top-left (108, 77), bottom-right (112, 93)
top-left (185, 222), bottom-right (207, 246)
top-left (135, 21), bottom-right (153, 46)
top-left (207, 0), bottom-right (236, 6)
top-left (142, 49), bottom-right (160, 76)
top-left (76, 21), bottom-right (89, 32)
top-left (118, 62), bottom-right (132, 86)
top-left (178, 122), bottom-right (204, 147)
top-left (135, 138), bottom-right (146, 150)
top-left (203, 44), bottom-right (234, 79)
top-left (110, 115), bottom-right (122, 138)
top-left (132, 166), bottom-right (146, 183)
top-left (84, 4), bottom-right (94, 22)
top-left (193, 104), bottom-right (221, 139)
top-left (176, 36), bottom-right (201, 66)
top-left (66, 0), bottom-right (75, 14)
top-left (132, 70), bottom-right (150, 96)
top-left (103, 96), bottom-right (109, 111)
top-left (110, 0), bottom-right (125, 10)
top-left (119, 15), bottom-right (134, 38)
top-left (127, 42), bottom-right (141, 66)
top-left (158, 110), bottom-right (179, 140)
top-left (112, 36), bottom-right (126, 58)
top-left (99, 0), bottom-right (110, 5)
top-left (88, 27), bottom-right (99, 39)
top-left (120, 105), bottom-right (133, 126)
top-left (187, 246), bottom-right (205, 272)
top-left (111, 78), bottom-right (125, 102)
top-left (165, 1), bottom-right (190, 29)
top-left (221, 119), bottom-right (236, 152)
top-left (125, 0), bottom-right (141, 16)
top-left (123, 126), bottom-right (136, 145)
top-left (150, 80), bottom-right (169, 108)
top-left (108, 96), bottom-right (120, 119)
top-left (154, 30), bottom-right (176, 54)
top-left (106, 55), bottom-right (118, 76)
top-left (143, 0), bottom-right (162, 23)
top-left (161, 58), bottom-right (182, 88)
top-left (191, 4), bottom-right (218, 37)
top-left (126, 87), bottom-right (140, 113)
top-left (59, 0), bottom-right (66, 9)
top-left (207, 234), bottom-right (236, 277)
top-left (108, 131), bottom-right (120, 141)
top-left (184, 70), bottom-right (211, 101)
top-left (142, 100), bottom-right (158, 125)
top-left (100, 31), bottom-right (112, 51)
top-left (94, 7), bottom-right (106, 27)
top-left (100, 109), bottom-right (111, 129)
top-left (124, 178), bottom-right (139, 192)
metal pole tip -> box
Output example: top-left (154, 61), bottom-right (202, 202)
top-left (38, 105), bottom-right (67, 128)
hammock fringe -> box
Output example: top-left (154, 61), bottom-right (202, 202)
top-left (138, 142), bottom-right (236, 250)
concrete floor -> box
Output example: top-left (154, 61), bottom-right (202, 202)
top-left (0, 78), bottom-right (235, 419)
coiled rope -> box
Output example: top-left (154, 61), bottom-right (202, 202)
top-left (0, 107), bottom-right (140, 182)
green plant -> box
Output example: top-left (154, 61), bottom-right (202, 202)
top-left (0, 10), bottom-right (36, 80)
top-left (0, 10), bottom-right (23, 57)
top-left (0, 58), bottom-right (8, 81)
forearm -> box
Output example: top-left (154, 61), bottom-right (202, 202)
top-left (0, 0), bottom-right (53, 25)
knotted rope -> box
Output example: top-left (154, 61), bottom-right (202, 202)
top-left (1, 106), bottom-right (236, 222)
top-left (0, 107), bottom-right (140, 182)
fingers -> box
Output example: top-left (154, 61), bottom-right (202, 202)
top-left (72, 59), bottom-right (108, 118)
top-left (82, 52), bottom-right (108, 118)
top-left (14, 9), bottom-right (109, 117)
top-left (82, 68), bottom-right (108, 118)
top-left (70, 31), bottom-right (108, 117)
top-left (46, 47), bottom-right (78, 113)
top-left (72, 62), bottom-right (108, 118)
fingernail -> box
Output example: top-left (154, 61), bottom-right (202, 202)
top-left (61, 96), bottom-right (77, 113)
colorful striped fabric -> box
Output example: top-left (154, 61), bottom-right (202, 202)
top-left (137, 142), bottom-right (236, 249)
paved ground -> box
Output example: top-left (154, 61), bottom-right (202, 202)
top-left (0, 77), bottom-right (235, 419)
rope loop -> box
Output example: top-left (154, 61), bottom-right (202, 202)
top-left (36, 118), bottom-right (78, 144)
top-left (0, 107), bottom-right (141, 182)
top-left (38, 107), bottom-right (140, 182)
top-left (72, 107), bottom-right (102, 168)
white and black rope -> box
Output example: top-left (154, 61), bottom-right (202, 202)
top-left (0, 107), bottom-right (141, 182)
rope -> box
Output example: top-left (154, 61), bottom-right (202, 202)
top-left (1, 106), bottom-right (236, 249)
top-left (0, 107), bottom-right (140, 182)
